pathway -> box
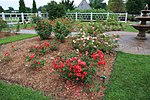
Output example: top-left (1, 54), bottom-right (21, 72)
top-left (16, 29), bottom-right (150, 55)
top-left (104, 31), bottom-right (150, 55)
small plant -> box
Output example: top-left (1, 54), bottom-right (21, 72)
top-left (0, 18), bottom-right (7, 33)
top-left (16, 21), bottom-right (20, 32)
top-left (31, 59), bottom-right (45, 70)
top-left (25, 54), bottom-right (45, 70)
top-left (1, 52), bottom-right (13, 63)
top-left (49, 39), bottom-right (59, 51)
top-left (35, 19), bottom-right (52, 40)
top-left (5, 28), bottom-right (11, 37)
top-left (29, 42), bottom-right (50, 56)
top-left (24, 21), bottom-right (28, 29)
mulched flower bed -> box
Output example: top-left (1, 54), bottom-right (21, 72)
top-left (0, 37), bottom-right (116, 99)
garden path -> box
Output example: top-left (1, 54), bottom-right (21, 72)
top-left (104, 31), bottom-right (150, 55)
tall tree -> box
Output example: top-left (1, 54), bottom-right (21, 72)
top-left (19, 0), bottom-right (26, 13)
top-left (90, 0), bottom-right (106, 9)
top-left (32, 0), bottom-right (37, 13)
top-left (0, 6), bottom-right (4, 13)
top-left (126, 0), bottom-right (145, 14)
top-left (60, 0), bottom-right (74, 11)
top-left (26, 7), bottom-right (31, 13)
top-left (108, 0), bottom-right (125, 12)
top-left (47, 1), bottom-right (66, 19)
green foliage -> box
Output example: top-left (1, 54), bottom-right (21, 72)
top-left (0, 6), bottom-right (4, 13)
top-left (47, 1), bottom-right (66, 20)
top-left (67, 8), bottom-right (109, 13)
top-left (35, 19), bottom-right (52, 40)
top-left (0, 80), bottom-right (49, 99)
top-left (72, 31), bottom-right (119, 54)
top-left (126, 0), bottom-right (145, 14)
top-left (90, 0), bottom-right (106, 9)
top-left (53, 20), bottom-right (71, 42)
top-left (32, 0), bottom-right (37, 13)
top-left (108, 0), bottom-right (125, 12)
top-left (49, 39), bottom-right (60, 51)
top-left (19, 0), bottom-right (26, 13)
top-left (104, 52), bottom-right (150, 99)
top-left (31, 59), bottom-right (45, 70)
top-left (0, 18), bottom-right (7, 33)
top-left (60, 0), bottom-right (75, 11)
top-left (16, 21), bottom-right (20, 32)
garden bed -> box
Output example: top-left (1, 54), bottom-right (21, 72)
top-left (0, 32), bottom-right (18, 39)
top-left (0, 37), bottom-right (116, 99)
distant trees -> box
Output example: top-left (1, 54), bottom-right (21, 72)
top-left (108, 0), bottom-right (125, 12)
top-left (0, 6), bottom-right (4, 13)
top-left (19, 0), bottom-right (26, 13)
top-left (60, 0), bottom-right (75, 11)
top-left (47, 1), bottom-right (66, 20)
top-left (126, 0), bottom-right (145, 14)
top-left (89, 0), bottom-right (106, 9)
top-left (32, 0), bottom-right (37, 13)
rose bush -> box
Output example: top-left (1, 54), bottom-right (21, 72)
top-left (35, 19), bottom-right (52, 40)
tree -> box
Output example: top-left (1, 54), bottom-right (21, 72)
top-left (144, 0), bottom-right (150, 9)
top-left (32, 0), bottom-right (37, 13)
top-left (108, 0), bottom-right (125, 12)
top-left (126, 0), bottom-right (145, 14)
top-left (90, 0), bottom-right (106, 9)
top-left (60, 0), bottom-right (75, 11)
top-left (19, 0), bottom-right (26, 13)
top-left (47, 1), bottom-right (66, 20)
top-left (8, 7), bottom-right (14, 12)
top-left (26, 7), bottom-right (31, 13)
top-left (0, 6), bottom-right (4, 13)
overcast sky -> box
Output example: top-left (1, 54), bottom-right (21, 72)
top-left (0, 0), bottom-right (109, 10)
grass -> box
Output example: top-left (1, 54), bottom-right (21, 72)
top-left (0, 34), bottom-right (37, 45)
top-left (124, 22), bottom-right (138, 32)
top-left (12, 23), bottom-right (36, 29)
top-left (0, 80), bottom-right (49, 100)
top-left (104, 52), bottom-right (150, 100)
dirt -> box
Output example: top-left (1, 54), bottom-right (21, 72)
top-left (0, 32), bottom-right (18, 39)
top-left (0, 37), bottom-right (116, 100)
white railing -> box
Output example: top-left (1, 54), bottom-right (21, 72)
top-left (66, 12), bottom-right (128, 23)
top-left (0, 12), bottom-right (48, 25)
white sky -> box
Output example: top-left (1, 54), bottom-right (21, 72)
top-left (0, 0), bottom-right (109, 10)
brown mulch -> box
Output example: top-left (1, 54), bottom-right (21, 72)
top-left (0, 32), bottom-right (17, 39)
top-left (0, 37), bottom-right (116, 100)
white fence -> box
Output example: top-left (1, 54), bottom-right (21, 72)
top-left (66, 12), bottom-right (128, 23)
top-left (0, 12), bottom-right (48, 25)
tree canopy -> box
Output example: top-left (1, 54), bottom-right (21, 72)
top-left (126, 0), bottom-right (145, 14)
top-left (0, 6), bottom-right (4, 13)
top-left (108, 0), bottom-right (125, 12)
top-left (19, 0), bottom-right (26, 13)
top-left (90, 0), bottom-right (106, 9)
top-left (60, 0), bottom-right (75, 11)
top-left (32, 0), bottom-right (37, 13)
top-left (47, 1), bottom-right (66, 20)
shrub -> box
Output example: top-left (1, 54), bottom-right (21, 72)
top-left (53, 20), bottom-right (71, 42)
top-left (0, 18), bottom-right (7, 33)
top-left (52, 50), bottom-right (106, 85)
top-left (35, 19), bottom-right (52, 40)
top-left (72, 31), bottom-right (119, 54)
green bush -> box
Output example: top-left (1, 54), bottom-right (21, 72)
top-left (0, 18), bottom-right (7, 33)
top-left (53, 20), bottom-right (71, 42)
top-left (35, 19), bottom-right (52, 40)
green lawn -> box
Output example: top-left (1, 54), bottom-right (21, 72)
top-left (0, 34), bottom-right (37, 45)
top-left (104, 52), bottom-right (150, 100)
top-left (124, 22), bottom-right (138, 32)
top-left (0, 81), bottom-right (49, 100)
